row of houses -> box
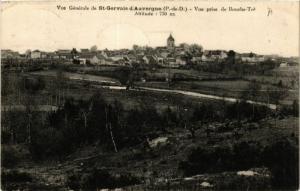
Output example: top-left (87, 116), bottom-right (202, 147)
top-left (0, 48), bottom-right (272, 68)
top-left (1, 49), bottom-right (23, 59)
top-left (1, 35), bottom-right (282, 68)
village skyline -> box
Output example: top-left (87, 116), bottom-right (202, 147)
top-left (1, 34), bottom-right (298, 58)
top-left (2, 35), bottom-right (296, 59)
top-left (3, 34), bottom-right (298, 69)
top-left (2, 2), bottom-right (299, 57)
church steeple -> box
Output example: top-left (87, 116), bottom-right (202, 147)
top-left (167, 34), bottom-right (175, 49)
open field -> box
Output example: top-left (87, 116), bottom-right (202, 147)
top-left (270, 66), bottom-right (299, 77)
top-left (2, 72), bottom-right (217, 112)
top-left (30, 70), bottom-right (120, 85)
top-left (244, 75), bottom-right (298, 88)
top-left (243, 65), bottom-right (299, 89)
top-left (22, 68), bottom-right (297, 106)
top-left (144, 68), bottom-right (230, 80)
top-left (136, 80), bottom-right (297, 105)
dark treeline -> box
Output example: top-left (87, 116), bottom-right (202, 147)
top-left (2, 90), bottom-right (298, 161)
top-left (179, 138), bottom-right (298, 189)
top-left (192, 59), bottom-right (279, 76)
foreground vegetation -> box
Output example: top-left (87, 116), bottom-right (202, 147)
top-left (2, 88), bottom-right (299, 190)
top-left (1, 61), bottom-right (299, 190)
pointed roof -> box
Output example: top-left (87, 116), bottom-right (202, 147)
top-left (168, 34), bottom-right (174, 41)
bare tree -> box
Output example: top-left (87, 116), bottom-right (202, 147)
top-left (266, 87), bottom-right (288, 108)
top-left (132, 45), bottom-right (139, 53)
top-left (266, 87), bottom-right (288, 127)
top-left (242, 80), bottom-right (262, 119)
top-left (105, 106), bottom-right (118, 153)
top-left (55, 69), bottom-right (67, 106)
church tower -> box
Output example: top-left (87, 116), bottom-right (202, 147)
top-left (167, 34), bottom-right (175, 49)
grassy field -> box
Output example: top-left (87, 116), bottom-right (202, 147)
top-left (244, 75), bottom-right (298, 89)
top-left (30, 70), bottom-right (120, 85)
top-left (271, 66), bottom-right (299, 77)
top-left (1, 67), bottom-right (295, 109)
top-left (144, 68), bottom-right (229, 80)
top-left (243, 66), bottom-right (299, 89)
top-left (135, 79), bottom-right (297, 105)
top-left (27, 68), bottom-right (298, 105)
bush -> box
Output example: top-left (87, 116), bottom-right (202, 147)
top-left (179, 146), bottom-right (233, 175)
top-left (1, 131), bottom-right (11, 144)
top-left (2, 170), bottom-right (32, 183)
top-left (214, 169), bottom-right (271, 190)
top-left (262, 139), bottom-right (298, 189)
top-left (29, 128), bottom-right (73, 160)
top-left (179, 139), bottom-right (298, 190)
top-left (232, 141), bottom-right (262, 170)
top-left (1, 146), bottom-right (20, 168)
top-left (67, 169), bottom-right (140, 189)
top-left (24, 76), bottom-right (45, 93)
top-left (66, 172), bottom-right (81, 189)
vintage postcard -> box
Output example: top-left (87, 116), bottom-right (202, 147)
top-left (1, 0), bottom-right (299, 190)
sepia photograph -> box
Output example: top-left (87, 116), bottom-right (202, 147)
top-left (1, 0), bottom-right (299, 190)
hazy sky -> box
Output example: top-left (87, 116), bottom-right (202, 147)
top-left (1, 1), bottom-right (299, 56)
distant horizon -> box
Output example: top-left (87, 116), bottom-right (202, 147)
top-left (1, 45), bottom-right (296, 58)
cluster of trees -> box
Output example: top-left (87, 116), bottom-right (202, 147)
top-left (1, 72), bottom-right (47, 107)
top-left (28, 93), bottom-right (173, 159)
top-left (2, 70), bottom-right (68, 107)
top-left (3, 81), bottom-right (297, 157)
top-left (179, 138), bottom-right (298, 189)
top-left (178, 43), bottom-right (203, 65)
top-left (193, 58), bottom-right (279, 76)
top-left (241, 80), bottom-right (296, 116)
top-left (4, 88), bottom-right (293, 160)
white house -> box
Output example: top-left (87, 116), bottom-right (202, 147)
top-left (175, 57), bottom-right (187, 66)
top-left (90, 54), bottom-right (106, 65)
top-left (280, 62), bottom-right (288, 67)
top-left (31, 50), bottom-right (42, 59)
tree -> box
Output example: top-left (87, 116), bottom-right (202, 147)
top-left (54, 69), bottom-right (67, 106)
top-left (278, 80), bottom-right (283, 87)
top-left (105, 106), bottom-right (118, 153)
top-left (266, 87), bottom-right (287, 106)
top-left (24, 95), bottom-right (36, 144)
top-left (227, 50), bottom-right (236, 58)
top-left (163, 106), bottom-right (177, 128)
top-left (290, 80), bottom-right (295, 88)
top-left (24, 76), bottom-right (45, 94)
top-left (145, 46), bottom-right (155, 55)
top-left (180, 44), bottom-right (203, 64)
top-left (71, 48), bottom-right (78, 59)
top-left (187, 44), bottom-right (203, 56)
top-left (241, 81), bottom-right (262, 119)
top-left (132, 45), bottom-right (139, 55)
top-left (292, 100), bottom-right (299, 117)
top-left (227, 50), bottom-right (236, 65)
top-left (179, 43), bottom-right (189, 50)
top-left (116, 67), bottom-right (132, 87)
top-left (90, 45), bottom-right (97, 52)
top-left (266, 87), bottom-right (288, 127)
